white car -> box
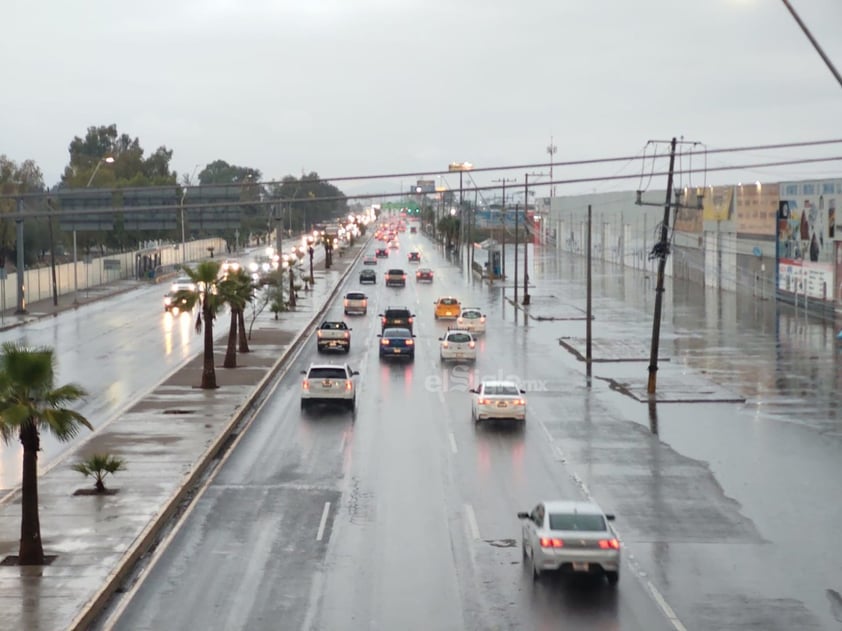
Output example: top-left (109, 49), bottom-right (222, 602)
top-left (517, 500), bottom-right (620, 585)
top-left (456, 308), bottom-right (486, 334)
top-left (300, 363), bottom-right (358, 411)
top-left (469, 380), bottom-right (526, 423)
top-left (439, 329), bottom-right (476, 362)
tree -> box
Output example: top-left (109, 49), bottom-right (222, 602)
top-left (219, 268), bottom-right (255, 368)
top-left (267, 173), bottom-right (348, 232)
top-left (72, 453), bottom-right (126, 493)
top-left (0, 343), bottom-right (90, 565)
top-left (173, 261), bottom-right (225, 389)
top-left (0, 156), bottom-right (46, 268)
top-left (60, 124), bottom-right (178, 251)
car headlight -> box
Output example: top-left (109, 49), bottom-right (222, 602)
top-left (249, 262), bottom-right (259, 272)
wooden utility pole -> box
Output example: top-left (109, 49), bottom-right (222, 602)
top-left (646, 137), bottom-right (678, 394)
top-left (514, 203), bottom-right (519, 305)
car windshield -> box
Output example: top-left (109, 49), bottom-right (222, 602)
top-left (308, 368), bottom-right (348, 380)
top-left (384, 329), bottom-right (411, 338)
top-left (447, 333), bottom-right (472, 343)
top-left (548, 513), bottom-right (606, 532)
top-left (440, 298), bottom-right (458, 305)
top-left (483, 384), bottom-right (520, 396)
top-left (462, 311), bottom-right (480, 319)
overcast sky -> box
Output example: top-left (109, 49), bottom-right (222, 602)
top-left (3, 0), bottom-right (841, 199)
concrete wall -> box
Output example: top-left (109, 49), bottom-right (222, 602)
top-left (0, 237), bottom-right (225, 311)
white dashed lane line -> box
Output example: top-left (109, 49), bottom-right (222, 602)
top-left (316, 501), bottom-right (331, 541)
top-left (448, 432), bottom-right (458, 454)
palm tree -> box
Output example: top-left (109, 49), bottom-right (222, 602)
top-left (174, 260), bottom-right (224, 389)
top-left (219, 268), bottom-right (254, 368)
top-left (0, 343), bottom-right (90, 565)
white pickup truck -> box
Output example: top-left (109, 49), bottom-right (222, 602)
top-left (316, 321), bottom-right (351, 353)
top-left (343, 292), bottom-right (368, 315)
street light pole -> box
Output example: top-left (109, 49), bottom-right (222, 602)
top-left (78, 156), bottom-right (114, 305)
top-left (180, 188), bottom-right (188, 265)
top-left (546, 137), bottom-right (557, 198)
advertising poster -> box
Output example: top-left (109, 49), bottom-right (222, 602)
top-left (777, 259), bottom-right (834, 300)
top-left (735, 184), bottom-right (778, 237)
top-left (777, 180), bottom-right (840, 265)
top-left (674, 188), bottom-right (703, 234)
top-left (702, 186), bottom-right (734, 222)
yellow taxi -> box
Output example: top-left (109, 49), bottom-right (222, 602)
top-left (434, 296), bottom-right (461, 319)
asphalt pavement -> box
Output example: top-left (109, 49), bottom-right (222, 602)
top-left (0, 239), bottom-right (366, 631)
top-left (1, 227), bottom-right (841, 631)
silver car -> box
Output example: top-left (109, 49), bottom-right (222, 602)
top-left (517, 500), bottom-right (620, 585)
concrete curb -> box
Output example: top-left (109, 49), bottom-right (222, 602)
top-left (68, 239), bottom-right (369, 631)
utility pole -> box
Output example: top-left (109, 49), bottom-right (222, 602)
top-left (514, 202), bottom-right (519, 305)
top-left (646, 137), bottom-right (678, 395)
top-left (523, 174), bottom-right (531, 305)
top-left (586, 204), bottom-right (593, 384)
top-left (492, 178), bottom-right (516, 281)
top-left (15, 197), bottom-right (26, 314)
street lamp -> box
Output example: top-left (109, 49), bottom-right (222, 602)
top-left (77, 156), bottom-right (114, 304)
top-left (546, 137), bottom-right (557, 198)
top-left (448, 162), bottom-right (473, 264)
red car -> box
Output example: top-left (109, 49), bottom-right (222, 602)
top-left (416, 268), bottom-right (434, 282)
top-left (408, 251), bottom-right (421, 263)
top-left (375, 248), bottom-right (389, 258)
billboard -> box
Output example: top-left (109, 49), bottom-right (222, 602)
top-left (121, 187), bottom-right (179, 231)
top-left (56, 189), bottom-right (115, 232)
top-left (735, 183), bottom-right (778, 237)
top-left (702, 186), bottom-right (734, 222)
top-left (674, 188), bottom-right (703, 234)
top-left (184, 185), bottom-right (243, 231)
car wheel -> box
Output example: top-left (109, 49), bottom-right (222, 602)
top-left (532, 557), bottom-right (541, 582)
top-left (345, 346), bottom-right (351, 354)
top-left (521, 539), bottom-right (527, 560)
top-left (606, 571), bottom-right (619, 586)
top-left (300, 400), bottom-right (307, 412)
top-left (348, 397), bottom-right (356, 411)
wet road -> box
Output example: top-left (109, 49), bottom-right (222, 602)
top-left (109, 233), bottom-right (678, 631)
top-left (0, 238), bottom-right (320, 492)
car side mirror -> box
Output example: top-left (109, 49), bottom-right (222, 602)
top-left (517, 512), bottom-right (529, 520)
top-left (352, 370), bottom-right (360, 376)
top-left (438, 337), bottom-right (443, 341)
top-left (520, 389), bottom-right (527, 394)
top-left (411, 314), bottom-right (416, 317)
top-left (300, 370), bottom-right (307, 375)
top-left (468, 388), bottom-right (478, 394)
top-left (377, 334), bottom-right (382, 338)
top-left (412, 334), bottom-right (416, 338)
top-left (605, 514), bottom-right (615, 521)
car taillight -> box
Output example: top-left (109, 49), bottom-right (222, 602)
top-left (515, 399), bottom-right (526, 406)
top-left (598, 539), bottom-right (620, 550)
top-left (479, 398), bottom-right (491, 405)
top-left (441, 341), bottom-right (449, 348)
top-left (468, 341), bottom-right (475, 349)
top-left (381, 339), bottom-right (390, 345)
top-left (402, 275), bottom-right (406, 279)
top-left (381, 317), bottom-right (386, 325)
top-left (343, 332), bottom-right (350, 339)
top-left (480, 316), bottom-right (486, 323)
top-left (406, 339), bottom-right (414, 345)
top-left (317, 331), bottom-right (323, 338)
top-left (408, 317), bottom-right (413, 324)
top-left (540, 537), bottom-right (564, 548)
top-left (343, 299), bottom-right (349, 306)
top-left (302, 380), bottom-right (310, 390)
top-left (416, 272), bottom-right (421, 277)
top-left (345, 380), bottom-right (353, 391)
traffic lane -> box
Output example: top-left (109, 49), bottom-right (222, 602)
top-left (321, 260), bottom-right (670, 630)
top-left (426, 350), bottom-right (675, 629)
top-left (510, 257), bottom-right (842, 630)
top-left (443, 257), bottom-right (830, 629)
top-left (0, 283), bottom-right (203, 489)
top-left (312, 275), bottom-right (469, 631)
top-left (0, 238), bottom-right (322, 490)
top-left (111, 258), bottom-right (358, 631)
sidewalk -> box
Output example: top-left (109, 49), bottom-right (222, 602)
top-left (0, 242), bottom-right (365, 631)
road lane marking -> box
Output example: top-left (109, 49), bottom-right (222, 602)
top-left (338, 432), bottom-right (347, 454)
top-left (316, 501), bottom-right (331, 541)
top-left (464, 503), bottom-right (480, 540)
top-left (646, 580), bottom-right (688, 631)
top-left (448, 432), bottom-right (458, 454)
